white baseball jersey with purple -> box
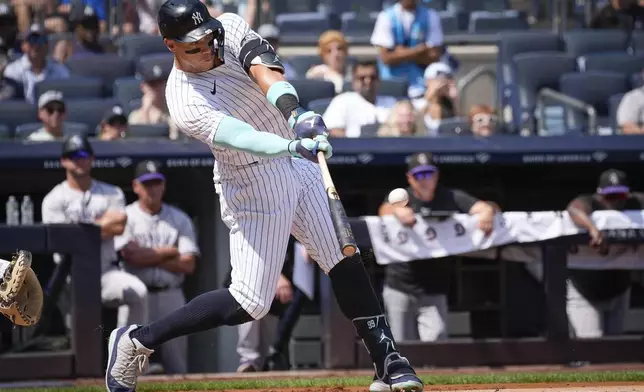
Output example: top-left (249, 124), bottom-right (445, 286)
top-left (165, 12), bottom-right (344, 319)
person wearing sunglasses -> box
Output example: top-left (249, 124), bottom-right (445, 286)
top-left (469, 104), bottom-right (499, 137)
top-left (53, 5), bottom-right (114, 63)
top-left (27, 90), bottom-right (69, 141)
top-left (99, 105), bottom-right (128, 141)
top-left (378, 152), bottom-right (497, 343)
top-left (565, 169), bottom-right (644, 339)
top-left (3, 22), bottom-right (70, 104)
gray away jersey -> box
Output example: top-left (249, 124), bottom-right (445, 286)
top-left (114, 202), bottom-right (200, 288)
top-left (165, 12), bottom-right (294, 168)
top-left (41, 180), bottom-right (126, 272)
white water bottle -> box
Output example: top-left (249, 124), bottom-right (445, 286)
top-left (5, 196), bottom-right (19, 226)
top-left (20, 196), bottom-right (34, 225)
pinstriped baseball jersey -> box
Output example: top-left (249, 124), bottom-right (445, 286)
top-left (163, 12), bottom-right (344, 320)
top-left (41, 180), bottom-right (125, 272)
top-left (166, 12), bottom-right (293, 167)
top-left (115, 202), bottom-right (200, 288)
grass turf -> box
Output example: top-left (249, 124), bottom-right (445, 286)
top-left (5, 370), bottom-right (644, 392)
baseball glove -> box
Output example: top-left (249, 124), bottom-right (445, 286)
top-left (0, 268), bottom-right (43, 326)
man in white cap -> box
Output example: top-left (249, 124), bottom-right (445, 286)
top-left (414, 62), bottom-right (458, 135)
top-left (99, 104), bottom-right (128, 141)
top-left (28, 90), bottom-right (69, 141)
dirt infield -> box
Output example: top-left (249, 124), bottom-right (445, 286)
top-left (170, 385), bottom-right (644, 392)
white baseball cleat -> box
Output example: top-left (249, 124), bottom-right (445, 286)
top-left (105, 325), bottom-right (154, 392)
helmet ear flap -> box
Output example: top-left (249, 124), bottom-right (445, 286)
top-left (215, 27), bottom-right (225, 63)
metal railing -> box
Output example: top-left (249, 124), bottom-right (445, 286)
top-left (456, 64), bottom-right (498, 111)
top-left (536, 87), bottom-right (597, 135)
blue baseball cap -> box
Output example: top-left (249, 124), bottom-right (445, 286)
top-left (407, 152), bottom-right (438, 175)
top-left (598, 169), bottom-right (630, 195)
top-left (135, 160), bottom-right (165, 183)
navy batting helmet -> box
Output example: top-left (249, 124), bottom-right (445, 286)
top-left (157, 0), bottom-right (225, 59)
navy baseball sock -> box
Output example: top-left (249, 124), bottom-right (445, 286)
top-left (129, 288), bottom-right (252, 349)
top-left (329, 255), bottom-right (400, 367)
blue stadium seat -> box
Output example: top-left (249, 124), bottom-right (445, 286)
top-left (468, 10), bottom-right (528, 33)
top-left (563, 30), bottom-right (629, 57)
top-left (272, 0), bottom-right (319, 14)
top-left (437, 117), bottom-right (471, 136)
top-left (330, 0), bottom-right (383, 14)
top-left (0, 124), bottom-right (12, 139)
top-left (609, 93), bottom-right (625, 132)
top-left (631, 31), bottom-right (644, 52)
top-left (360, 122), bottom-right (380, 137)
top-left (496, 31), bottom-right (562, 132)
top-left (423, 0), bottom-right (447, 11)
top-left (118, 34), bottom-right (168, 59)
top-left (276, 12), bottom-right (342, 45)
top-left (447, 0), bottom-right (509, 11)
top-left (578, 52), bottom-right (644, 75)
top-left (286, 55), bottom-right (322, 76)
top-left (64, 98), bottom-right (120, 130)
top-left (342, 78), bottom-right (408, 98)
top-left (15, 122), bottom-right (90, 139)
top-left (308, 97), bottom-right (334, 115)
top-left (0, 101), bottom-right (38, 131)
top-left (137, 53), bottom-right (174, 78)
top-left (559, 71), bottom-right (630, 133)
top-left (65, 55), bottom-right (135, 95)
top-left (35, 76), bottom-right (104, 100)
top-left (439, 11), bottom-right (460, 33)
top-left (288, 79), bottom-right (336, 108)
top-left (512, 52), bottom-right (577, 133)
top-left (632, 72), bottom-right (644, 88)
top-left (113, 77), bottom-right (143, 113)
top-left (127, 124), bottom-right (170, 138)
top-left (341, 12), bottom-right (377, 44)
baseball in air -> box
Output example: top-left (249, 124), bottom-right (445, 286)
top-left (388, 188), bottom-right (409, 206)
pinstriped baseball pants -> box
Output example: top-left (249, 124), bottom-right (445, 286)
top-left (214, 157), bottom-right (344, 320)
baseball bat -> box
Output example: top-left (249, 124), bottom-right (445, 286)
top-left (317, 151), bottom-right (357, 257)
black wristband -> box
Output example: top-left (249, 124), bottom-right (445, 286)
top-left (275, 94), bottom-right (302, 120)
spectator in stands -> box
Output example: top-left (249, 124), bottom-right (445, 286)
top-left (616, 73), bottom-right (644, 134)
top-left (322, 60), bottom-right (397, 138)
top-left (415, 62), bottom-right (458, 135)
top-left (469, 104), bottom-right (499, 137)
top-left (590, 0), bottom-right (644, 30)
top-left (306, 30), bottom-right (351, 94)
top-left (0, 53), bottom-right (18, 100)
top-left (0, 4), bottom-right (19, 58)
top-left (257, 24), bottom-right (296, 79)
top-left (42, 134), bottom-right (148, 330)
top-left (57, 0), bottom-right (108, 33)
top-left (43, 12), bottom-right (70, 34)
top-left (565, 169), bottom-right (644, 338)
top-left (129, 60), bottom-right (179, 139)
top-left (137, 0), bottom-right (165, 35)
top-left (28, 90), bottom-right (69, 141)
top-left (53, 4), bottom-right (113, 63)
top-left (378, 152), bottom-right (497, 342)
top-left (98, 105), bottom-right (128, 141)
top-left (115, 160), bottom-right (199, 374)
top-left (371, 0), bottom-right (445, 99)
top-left (3, 22), bottom-right (70, 104)
top-left (378, 100), bottom-right (426, 137)
top-left (12, 0), bottom-right (54, 34)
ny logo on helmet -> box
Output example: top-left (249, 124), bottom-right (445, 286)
top-left (192, 12), bottom-right (203, 25)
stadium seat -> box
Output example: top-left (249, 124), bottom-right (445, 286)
top-left (360, 122), bottom-right (380, 137)
top-left (632, 72), bottom-right (644, 88)
top-left (35, 76), bottom-right (104, 100)
top-left (308, 97), bottom-right (334, 115)
top-left (342, 78), bottom-right (408, 98)
top-left (118, 34), bottom-right (168, 59)
top-left (137, 53), bottom-right (174, 78)
top-left (127, 124), bottom-right (170, 138)
top-left (448, 0), bottom-right (510, 11)
top-left (287, 79), bottom-right (336, 108)
top-left (331, 0), bottom-right (383, 14)
top-left (113, 77), bottom-right (143, 113)
top-left (0, 124), bottom-right (12, 139)
top-left (15, 122), bottom-right (90, 139)
top-left (439, 11), bottom-right (461, 34)
top-left (512, 52), bottom-right (577, 133)
top-left (341, 12), bottom-right (378, 44)
top-left (578, 52), bottom-right (644, 75)
top-left (437, 117), bottom-right (471, 136)
top-left (559, 71), bottom-right (630, 133)
top-left (276, 12), bottom-right (342, 45)
top-left (286, 55), bottom-right (321, 77)
top-left (609, 93), bottom-right (625, 132)
top-left (64, 98), bottom-right (120, 130)
top-left (468, 10), bottom-right (529, 33)
top-left (563, 30), bottom-right (628, 57)
top-left (65, 55), bottom-right (135, 95)
top-left (272, 0), bottom-right (319, 14)
top-left (631, 31), bottom-right (644, 52)
top-left (0, 100), bottom-right (38, 131)
top-left (496, 31), bottom-right (562, 132)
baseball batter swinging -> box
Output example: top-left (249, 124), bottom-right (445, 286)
top-left (106, 1), bottom-right (423, 391)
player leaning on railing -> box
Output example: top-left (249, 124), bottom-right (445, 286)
top-left (0, 250), bottom-right (43, 327)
